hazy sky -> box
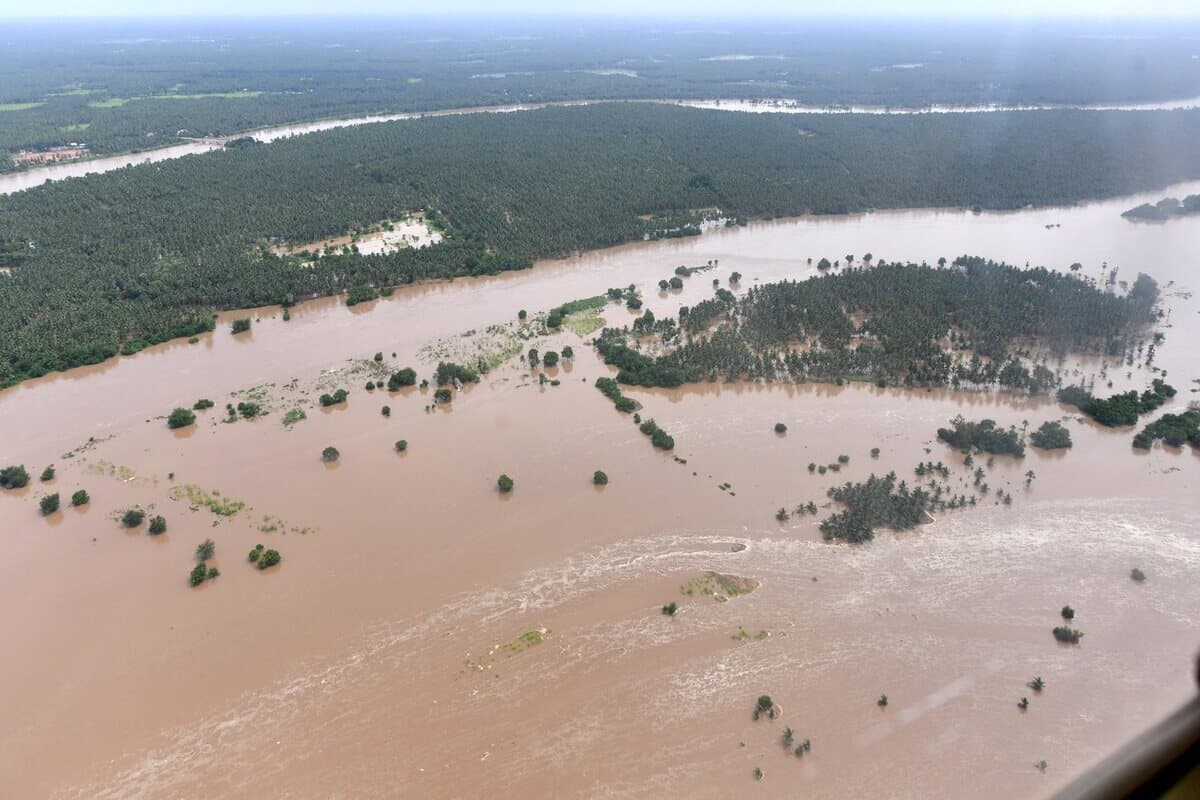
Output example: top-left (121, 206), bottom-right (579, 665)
top-left (0, 0), bottom-right (1197, 17)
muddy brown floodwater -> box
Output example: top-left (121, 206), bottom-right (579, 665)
top-left (2, 181), bottom-right (1199, 799)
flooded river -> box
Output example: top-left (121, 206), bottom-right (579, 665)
top-left (4, 94), bottom-right (1199, 195)
top-left (1, 182), bottom-right (1198, 798)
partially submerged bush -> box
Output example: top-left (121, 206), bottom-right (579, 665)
top-left (593, 470), bottom-right (608, 485)
top-left (70, 489), bottom-right (89, 506)
top-left (122, 508), bottom-right (145, 528)
top-left (193, 398), bottom-right (215, 410)
top-left (148, 515), bottom-right (167, 535)
top-left (753, 695), bottom-right (776, 720)
top-left (387, 367), bottom-right (417, 390)
top-left (497, 474), bottom-right (514, 493)
top-left (257, 549), bottom-right (281, 569)
top-left (1061, 605), bottom-right (1075, 620)
top-left (394, 439), bottom-right (408, 452)
top-left (774, 422), bottom-right (787, 434)
top-left (321, 446), bottom-right (340, 463)
top-left (318, 388), bottom-right (349, 407)
top-left (1053, 626), bottom-right (1083, 644)
top-left (1131, 567), bottom-right (1146, 582)
top-left (167, 407), bottom-right (196, 429)
top-left (0, 464), bottom-right (30, 489)
top-left (40, 465), bottom-right (55, 481)
top-left (662, 602), bottom-right (678, 616)
top-left (39, 492), bottom-right (60, 515)
top-left (196, 539), bottom-right (216, 561)
top-left (230, 317), bottom-right (251, 334)
top-left (433, 387), bottom-right (452, 404)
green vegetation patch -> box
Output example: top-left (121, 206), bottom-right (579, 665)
top-left (170, 484), bottom-right (246, 516)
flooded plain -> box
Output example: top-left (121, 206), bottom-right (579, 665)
top-left (1, 181), bottom-right (1199, 798)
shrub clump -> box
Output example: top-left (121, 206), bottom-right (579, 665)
top-left (774, 422), bottom-right (787, 434)
top-left (661, 601), bottom-right (678, 616)
top-left (193, 398), bottom-right (215, 410)
top-left (1131, 567), bottom-right (1146, 582)
top-left (167, 407), bottom-right (197, 429)
top-left (1030, 420), bottom-right (1073, 449)
top-left (0, 464), bottom-right (30, 489)
top-left (230, 317), bottom-right (251, 334)
top-left (753, 695), bottom-right (777, 721)
top-left (497, 474), bottom-right (514, 493)
top-left (321, 446), bottom-right (340, 463)
top-left (394, 439), bottom-right (408, 452)
top-left (196, 539), bottom-right (216, 561)
top-left (387, 368), bottom-right (417, 390)
top-left (593, 470), bottom-right (609, 485)
top-left (1061, 605), bottom-right (1075, 620)
top-left (148, 515), bottom-right (167, 535)
top-left (318, 388), bottom-right (349, 407)
top-left (434, 361), bottom-right (480, 386)
top-left (121, 508), bottom-right (145, 528)
top-left (937, 416), bottom-right (1024, 457)
top-left (639, 418), bottom-right (675, 450)
top-left (40, 465), bottom-right (55, 481)
top-left (1053, 626), bottom-right (1084, 644)
top-left (71, 489), bottom-right (90, 506)
top-left (39, 492), bottom-right (60, 515)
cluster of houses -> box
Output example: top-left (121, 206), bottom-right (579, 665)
top-left (10, 144), bottom-right (89, 166)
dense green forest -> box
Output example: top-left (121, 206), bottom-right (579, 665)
top-left (2, 18), bottom-right (1199, 162)
top-left (595, 256), bottom-right (1159, 391)
top-left (0, 103), bottom-right (1191, 388)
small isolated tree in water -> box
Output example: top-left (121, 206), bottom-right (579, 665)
top-left (543, 351), bottom-right (559, 367)
top-left (40, 465), bottom-right (55, 482)
top-left (497, 474), bottom-right (514, 493)
top-left (0, 464), bottom-right (30, 489)
top-left (1029, 676), bottom-right (1046, 693)
top-left (593, 470), bottom-right (608, 486)
top-left (196, 538), bottom-right (216, 561)
top-left (167, 407), bottom-right (196, 429)
top-left (561, 345), bottom-right (574, 360)
top-left (71, 489), bottom-right (89, 506)
top-left (1061, 605), bottom-right (1075, 621)
top-left (381, 405), bottom-right (391, 417)
top-left (122, 508), bottom-right (145, 528)
top-left (257, 549), bottom-right (281, 569)
top-left (753, 695), bottom-right (775, 721)
top-left (1018, 697), bottom-right (1030, 711)
top-left (148, 515), bottom-right (167, 535)
top-left (230, 317), bottom-right (251, 334)
top-left (877, 694), bottom-right (889, 708)
top-left (189, 562), bottom-right (209, 587)
top-left (39, 492), bottom-right (60, 515)
top-left (1053, 626), bottom-right (1083, 644)
top-left (394, 439), bottom-right (408, 452)
top-left (1131, 568), bottom-right (1146, 582)
top-left (774, 422), bottom-right (787, 434)
top-left (662, 602), bottom-right (678, 616)
top-left (322, 446), bottom-right (340, 463)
